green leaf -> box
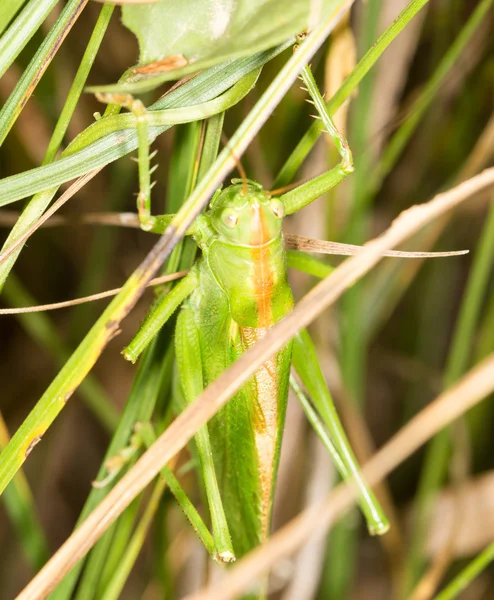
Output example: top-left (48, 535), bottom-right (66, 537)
top-left (119, 0), bottom-right (343, 90)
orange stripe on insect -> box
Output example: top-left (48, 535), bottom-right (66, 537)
top-left (250, 203), bottom-right (274, 328)
top-left (240, 326), bottom-right (279, 540)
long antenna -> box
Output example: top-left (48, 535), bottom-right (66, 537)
top-left (221, 133), bottom-right (248, 194)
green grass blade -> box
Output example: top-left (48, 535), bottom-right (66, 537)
top-left (0, 45), bottom-right (289, 208)
top-left (43, 4), bottom-right (115, 163)
top-left (273, 0), bottom-right (431, 188)
top-left (434, 542), bottom-right (494, 600)
top-left (356, 0), bottom-right (491, 346)
top-left (50, 332), bottom-right (175, 599)
top-left (0, 0), bottom-right (58, 79)
top-left (0, 0), bottom-right (88, 146)
top-left (405, 198), bottom-right (494, 592)
top-left (0, 3), bottom-right (113, 292)
top-left (0, 251), bottom-right (173, 497)
top-left (2, 274), bottom-right (119, 432)
top-left (332, 2), bottom-right (383, 595)
top-left (0, 0), bottom-right (28, 35)
top-left (0, 414), bottom-right (49, 570)
top-left (94, 498), bottom-right (141, 596)
top-left (369, 0), bottom-right (493, 197)
top-left (100, 479), bottom-right (166, 600)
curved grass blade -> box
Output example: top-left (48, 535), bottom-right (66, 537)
top-left (0, 45), bottom-right (288, 208)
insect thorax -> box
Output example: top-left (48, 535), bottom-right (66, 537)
top-left (205, 235), bottom-right (293, 328)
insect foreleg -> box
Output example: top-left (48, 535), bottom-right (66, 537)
top-left (123, 270), bottom-right (198, 363)
top-left (292, 329), bottom-right (389, 536)
top-left (175, 306), bottom-right (235, 563)
top-left (280, 65), bottom-right (354, 215)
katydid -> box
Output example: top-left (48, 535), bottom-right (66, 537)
top-left (95, 64), bottom-right (392, 567)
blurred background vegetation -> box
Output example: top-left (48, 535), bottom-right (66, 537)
top-left (0, 1), bottom-right (493, 598)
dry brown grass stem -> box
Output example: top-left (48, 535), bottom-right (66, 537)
top-left (0, 271), bottom-right (188, 314)
top-left (15, 167), bottom-right (494, 600)
top-left (0, 169), bottom-right (102, 266)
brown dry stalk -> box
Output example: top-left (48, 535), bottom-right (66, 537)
top-left (0, 169), bottom-right (102, 266)
top-left (15, 167), bottom-right (494, 600)
top-left (0, 271), bottom-right (188, 314)
top-left (187, 353), bottom-right (494, 600)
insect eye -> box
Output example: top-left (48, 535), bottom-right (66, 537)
top-left (222, 210), bottom-right (239, 228)
top-left (271, 200), bottom-right (284, 219)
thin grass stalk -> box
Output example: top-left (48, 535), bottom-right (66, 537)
top-left (50, 332), bottom-right (174, 599)
top-left (0, 0), bottom-right (88, 145)
top-left (95, 498), bottom-right (142, 595)
top-left (100, 479), bottom-right (167, 600)
top-left (2, 274), bottom-right (119, 431)
top-left (0, 3), bottom-right (114, 292)
top-left (327, 3), bottom-right (381, 597)
top-left (274, 0), bottom-right (431, 188)
top-left (0, 413), bottom-right (49, 570)
top-left (404, 198), bottom-right (494, 592)
top-left (434, 542), bottom-right (494, 600)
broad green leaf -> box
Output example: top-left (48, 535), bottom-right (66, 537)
top-left (117, 0), bottom-right (344, 92)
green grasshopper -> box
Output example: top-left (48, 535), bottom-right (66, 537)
top-left (93, 64), bottom-right (391, 570)
top-left (94, 63), bottom-right (459, 571)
